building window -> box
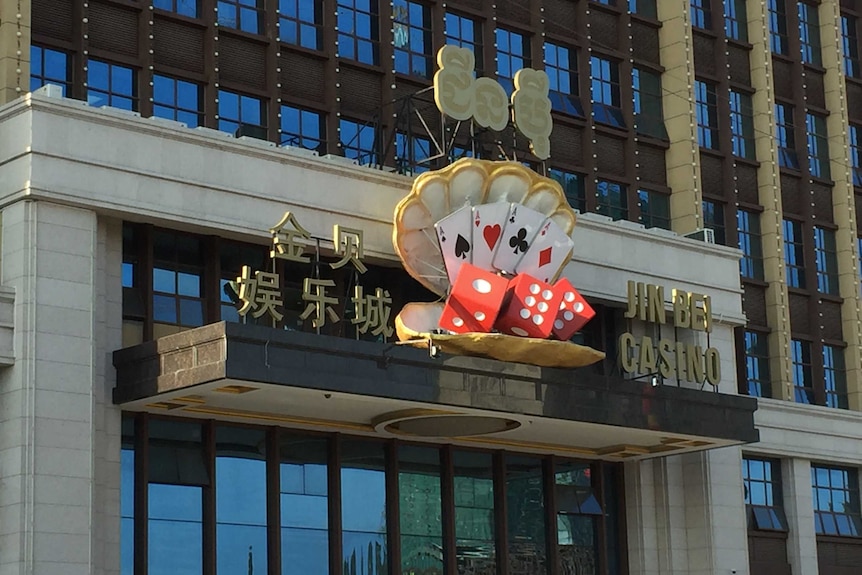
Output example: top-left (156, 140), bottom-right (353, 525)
top-left (555, 461), bottom-right (604, 571)
top-left (812, 465), bottom-right (862, 536)
top-left (337, 0), bottom-right (380, 66)
top-left (280, 104), bottom-right (326, 154)
top-left (120, 417), bottom-right (134, 575)
top-left (30, 46), bottom-right (71, 96)
top-left (153, 75), bottom-right (203, 128)
top-left (791, 339), bottom-right (813, 404)
top-left (217, 0), bottom-right (264, 34)
top-left (775, 103), bottom-right (799, 169)
top-left (823, 345), bottom-right (848, 409)
top-left (691, 0), bottom-right (711, 30)
top-left (590, 56), bottom-right (625, 128)
top-left (279, 0), bottom-right (323, 50)
top-left (638, 189), bottom-right (671, 230)
top-left (496, 28), bottom-right (530, 95)
top-left (729, 91), bottom-right (755, 160)
top-left (544, 43), bottom-right (584, 117)
top-left (702, 200), bottom-right (726, 245)
top-left (743, 458), bottom-right (787, 530)
top-left (340, 118), bottom-right (377, 164)
top-left (393, 0), bottom-right (432, 78)
top-left (629, 0), bottom-right (658, 19)
top-left (850, 125), bottom-right (862, 187)
top-left (814, 226), bottom-right (839, 295)
top-left (725, 0), bottom-right (747, 41)
top-left (768, 0), bottom-right (788, 55)
top-left (842, 15), bottom-right (860, 78)
top-left (596, 180), bottom-right (627, 221)
top-left (395, 132), bottom-right (432, 175)
top-left (633, 67), bottom-right (667, 140)
top-left (695, 80), bottom-right (719, 150)
top-left (738, 210), bottom-right (764, 279)
top-left (806, 113), bottom-right (830, 179)
top-left (798, 3), bottom-right (822, 67)
top-left (550, 169), bottom-right (586, 213)
top-left (154, 0), bottom-right (198, 18)
top-left (445, 12), bottom-right (482, 77)
top-left (744, 331), bottom-right (771, 398)
top-left (783, 219), bottom-right (805, 288)
top-left (218, 90), bottom-right (267, 139)
top-left (87, 59), bottom-right (137, 111)
top-left (152, 230), bottom-right (205, 337)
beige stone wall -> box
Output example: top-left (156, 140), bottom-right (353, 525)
top-left (0, 0), bottom-right (30, 105)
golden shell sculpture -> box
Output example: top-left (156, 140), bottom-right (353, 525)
top-left (392, 158), bottom-right (605, 369)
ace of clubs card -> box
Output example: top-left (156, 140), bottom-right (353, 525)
top-left (471, 202), bottom-right (512, 272)
top-left (492, 204), bottom-right (547, 274)
top-left (434, 204), bottom-right (474, 285)
top-left (515, 219), bottom-right (575, 282)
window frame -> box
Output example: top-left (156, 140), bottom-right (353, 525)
top-left (791, 338), bottom-right (814, 404)
top-left (690, 0), bottom-right (712, 30)
top-left (805, 112), bottom-right (830, 180)
top-left (738, 209), bottom-right (764, 280)
top-left (637, 189), bottom-right (671, 230)
top-left (544, 42), bottom-right (584, 117)
top-left (729, 90), bottom-right (755, 160)
top-left (743, 330), bottom-right (771, 398)
top-left (279, 104), bottom-right (326, 154)
top-left (444, 12), bottom-right (483, 77)
top-left (850, 125), bottom-right (862, 187)
top-left (590, 56), bottom-right (625, 129)
top-left (814, 226), bottom-right (839, 295)
top-left (798, 2), bottom-right (822, 67)
top-left (337, 0), bottom-right (381, 66)
top-left (339, 117), bottom-right (378, 165)
top-left (217, 0), bottom-right (265, 34)
top-left (393, 0), bottom-right (433, 78)
top-left (30, 45), bottom-right (72, 96)
top-left (496, 27), bottom-right (531, 96)
top-left (153, 74), bottom-right (204, 128)
top-left (695, 79), bottom-right (719, 150)
top-left (743, 457), bottom-right (788, 532)
top-left (550, 169), bottom-right (587, 214)
top-left (775, 103), bottom-right (799, 170)
top-left (596, 179), bottom-right (628, 221)
top-left (823, 345), bottom-right (848, 409)
top-left (724, 0), bottom-right (748, 41)
top-left (87, 58), bottom-right (138, 111)
top-left (217, 89), bottom-right (267, 139)
top-left (154, 0), bottom-right (199, 18)
top-left (702, 199), bottom-right (726, 245)
top-left (783, 218), bottom-right (806, 289)
top-left (278, 0), bottom-right (323, 50)
top-left (633, 67), bottom-right (667, 140)
top-left (768, 0), bottom-right (789, 55)
top-left (812, 465), bottom-right (862, 537)
top-left (842, 15), bottom-right (860, 78)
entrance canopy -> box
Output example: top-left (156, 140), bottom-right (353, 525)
top-left (113, 322), bottom-right (758, 461)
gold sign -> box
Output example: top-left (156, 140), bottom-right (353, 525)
top-left (237, 211), bottom-right (393, 338)
top-left (619, 281), bottom-right (721, 386)
top-left (433, 46), bottom-right (553, 160)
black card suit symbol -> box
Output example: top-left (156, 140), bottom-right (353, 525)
top-left (455, 234), bottom-right (471, 259)
top-left (509, 228), bottom-right (529, 254)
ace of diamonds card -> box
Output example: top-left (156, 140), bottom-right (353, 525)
top-left (515, 219), bottom-right (575, 283)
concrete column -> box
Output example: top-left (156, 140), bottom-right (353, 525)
top-left (782, 458), bottom-right (819, 575)
top-left (745, 0), bottom-right (794, 401)
top-left (625, 459), bottom-right (660, 575)
top-left (0, 0), bottom-right (30, 104)
top-left (818, 0), bottom-right (862, 411)
top-left (657, 0), bottom-right (703, 235)
top-left (0, 200), bottom-right (123, 575)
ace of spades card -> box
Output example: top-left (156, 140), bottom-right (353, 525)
top-left (471, 202), bottom-right (512, 272)
top-left (515, 218), bottom-right (575, 282)
top-left (492, 204), bottom-right (547, 274)
top-left (434, 204), bottom-right (475, 285)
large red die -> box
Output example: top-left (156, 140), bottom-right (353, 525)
top-left (551, 278), bottom-right (595, 340)
top-left (439, 263), bottom-right (509, 333)
top-left (494, 273), bottom-right (563, 338)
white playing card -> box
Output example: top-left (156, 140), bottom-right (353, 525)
top-left (515, 218), bottom-right (575, 283)
top-left (434, 204), bottom-right (474, 285)
top-left (471, 202), bottom-right (512, 272)
top-left (492, 204), bottom-right (547, 274)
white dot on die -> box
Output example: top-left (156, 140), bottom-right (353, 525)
top-left (574, 302), bottom-right (584, 313)
top-left (520, 308), bottom-right (531, 319)
top-left (537, 302), bottom-right (549, 312)
top-left (452, 317), bottom-right (464, 327)
top-left (564, 311), bottom-right (574, 321)
top-left (474, 311), bottom-right (486, 321)
top-left (532, 314), bottom-right (544, 325)
top-left (472, 278), bottom-right (492, 294)
top-left (554, 319), bottom-right (564, 330)
top-left (525, 296), bottom-right (536, 307)
top-left (542, 289), bottom-right (553, 300)
top-left (565, 292), bottom-right (575, 302)
top-left (511, 326), bottom-right (529, 336)
top-left (530, 283), bottom-right (540, 294)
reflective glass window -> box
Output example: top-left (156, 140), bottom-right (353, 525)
top-left (87, 59), bottom-right (137, 111)
top-left (152, 231), bottom-right (205, 335)
top-left (393, 0), bottom-right (432, 78)
top-left (695, 80), bottom-right (718, 150)
top-left (814, 226), bottom-right (838, 295)
top-left (768, 0), bottom-right (788, 55)
top-left (153, 75), bottom-right (203, 128)
top-left (729, 91), bottom-right (755, 160)
top-left (597, 180), bottom-right (627, 221)
top-left (738, 209), bottom-right (764, 279)
top-left (497, 28), bottom-right (530, 96)
top-left (850, 125), bottom-right (862, 187)
top-left (702, 200), bottom-right (726, 245)
top-left (396, 132), bottom-right (432, 175)
top-left (638, 189), bottom-right (671, 230)
top-left (842, 15), bottom-right (860, 78)
top-left (218, 89), bottom-right (267, 139)
top-left (691, 0), bottom-right (711, 30)
top-left (633, 67), bottom-right (666, 140)
top-left (279, 0), bottom-right (322, 49)
top-left (453, 450), bottom-right (496, 573)
top-left (399, 446), bottom-right (443, 574)
top-left (798, 3), bottom-right (822, 66)
top-left (341, 440), bottom-right (388, 574)
top-left (556, 462), bottom-right (601, 574)
top-left (812, 465), bottom-right (862, 536)
top-left (121, 417), bottom-right (135, 575)
top-left (806, 113), bottom-right (830, 179)
top-left (590, 56), bottom-right (625, 128)
top-left (445, 12), bottom-right (483, 76)
top-left (775, 103), bottom-right (799, 169)
top-left (791, 339), bottom-right (814, 404)
top-left (340, 118), bottom-right (377, 164)
top-left (823, 345), bottom-right (848, 409)
top-left (783, 219), bottom-right (805, 288)
top-left (629, 0), bottom-right (657, 19)
top-left (506, 456), bottom-right (547, 574)
top-left (280, 104), bottom-right (326, 153)
top-left (544, 43), bottom-right (584, 117)
top-left (217, 0), bottom-right (264, 33)
top-left (550, 169), bottom-right (586, 213)
top-left (725, 0), bottom-right (747, 41)
top-left (30, 45), bottom-right (71, 96)
top-left (742, 458), bottom-right (788, 531)
top-left (338, 0), bottom-right (380, 65)
top-left (154, 0), bottom-right (199, 18)
top-left (744, 330), bottom-right (770, 397)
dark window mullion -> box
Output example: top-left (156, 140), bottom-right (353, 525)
top-left (133, 413), bottom-right (149, 575)
top-left (266, 427), bottom-right (281, 575)
top-left (328, 434), bottom-right (343, 575)
top-left (494, 452), bottom-right (509, 575)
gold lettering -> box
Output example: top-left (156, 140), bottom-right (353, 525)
top-left (703, 295), bottom-right (713, 333)
top-left (689, 293), bottom-right (706, 332)
top-left (624, 280), bottom-right (638, 319)
top-left (673, 289), bottom-right (690, 328)
top-left (685, 344), bottom-right (705, 384)
top-left (675, 341), bottom-right (687, 380)
top-left (638, 335), bottom-right (657, 373)
top-left (705, 348), bottom-right (721, 386)
top-left (618, 333), bottom-right (637, 373)
top-left (647, 284), bottom-right (665, 324)
top-left (657, 339), bottom-right (674, 379)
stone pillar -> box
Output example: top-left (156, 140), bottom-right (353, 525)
top-left (0, 200), bottom-right (123, 575)
top-left (0, 0), bottom-right (30, 104)
top-left (783, 458), bottom-right (819, 575)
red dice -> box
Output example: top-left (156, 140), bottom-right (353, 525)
top-left (494, 274), bottom-right (564, 338)
top-left (551, 278), bottom-right (595, 340)
top-left (439, 263), bottom-right (510, 333)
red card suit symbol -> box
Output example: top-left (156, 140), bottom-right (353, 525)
top-left (483, 224), bottom-right (502, 250)
top-left (538, 247), bottom-right (552, 268)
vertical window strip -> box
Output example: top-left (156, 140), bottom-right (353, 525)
top-left (823, 345), bottom-right (848, 409)
top-left (775, 103), bottom-right (799, 169)
top-left (798, 3), bottom-right (822, 66)
top-left (444, 12), bottom-right (483, 76)
top-left (724, 0), bottom-right (747, 41)
top-left (393, 0), bottom-right (432, 78)
top-left (791, 339), bottom-right (813, 404)
top-left (814, 226), bottom-right (839, 295)
top-left (729, 91), bottom-right (755, 160)
top-left (695, 80), bottom-right (719, 150)
top-left (337, 0), bottom-right (380, 65)
top-left (842, 15), bottom-right (860, 78)
top-left (738, 210), bottom-right (764, 279)
top-left (783, 219), bottom-right (806, 288)
top-left (496, 28), bottom-right (530, 95)
top-left (743, 331), bottom-right (770, 397)
top-left (806, 113), bottom-right (830, 180)
top-left (768, 0), bottom-right (788, 55)
top-left (278, 0), bottom-right (323, 49)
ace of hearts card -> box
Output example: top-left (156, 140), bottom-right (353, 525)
top-left (471, 202), bottom-right (512, 272)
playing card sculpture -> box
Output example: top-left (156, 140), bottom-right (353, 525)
top-left (393, 159), bottom-right (603, 368)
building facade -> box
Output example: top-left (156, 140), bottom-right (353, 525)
top-left (0, 0), bottom-right (860, 574)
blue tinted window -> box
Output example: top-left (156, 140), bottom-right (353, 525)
top-left (30, 46), bottom-right (71, 96)
top-left (340, 118), bottom-right (377, 164)
top-left (149, 484), bottom-right (203, 574)
top-left (806, 113), bottom-right (829, 179)
top-left (791, 338), bottom-right (813, 403)
top-left (596, 180), bottom-right (627, 221)
top-left (280, 105), bottom-right (325, 153)
top-left (775, 103), bottom-right (799, 169)
top-left (87, 59), bottom-right (137, 111)
top-left (218, 0), bottom-right (264, 33)
top-left (738, 210), bottom-right (764, 279)
top-left (768, 0), bottom-right (788, 54)
top-left (549, 169), bottom-right (586, 213)
top-left (729, 91), bottom-right (754, 159)
top-left (395, 132), bottom-right (432, 175)
top-left (445, 12), bottom-right (482, 76)
top-left (393, 0), bottom-right (432, 78)
top-left (629, 0), bottom-right (657, 19)
top-left (690, 0), bottom-right (711, 29)
top-left (842, 16), bottom-right (860, 78)
top-left (153, 75), bottom-right (203, 127)
top-left (798, 3), bottom-right (822, 66)
top-left (742, 458), bottom-right (787, 531)
top-left (154, 0), bottom-right (199, 18)
top-left (633, 67), bottom-right (666, 139)
top-left (341, 441), bottom-right (387, 574)
top-left (121, 418), bottom-right (135, 575)
top-left (638, 189), bottom-right (670, 230)
top-left (544, 43), bottom-right (584, 117)
top-left (812, 465), bottom-right (862, 536)
top-left (851, 125), bottom-right (862, 187)
top-left (338, 0), bottom-right (380, 65)
top-left (783, 219), bottom-right (805, 288)
top-left (591, 56), bottom-right (625, 128)
top-left (823, 345), bottom-right (847, 409)
top-left (743, 331), bottom-right (770, 397)
top-left (702, 200), bottom-right (726, 245)
top-left (814, 226), bottom-right (838, 295)
top-left (279, 0), bottom-right (322, 49)
top-left (496, 28), bottom-right (530, 95)
top-left (725, 0), bottom-right (747, 41)
top-left (695, 80), bottom-right (718, 150)
top-left (152, 231), bottom-right (205, 329)
top-left (218, 89), bottom-right (267, 139)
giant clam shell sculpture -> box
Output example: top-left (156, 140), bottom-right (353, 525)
top-left (392, 158), bottom-right (605, 368)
